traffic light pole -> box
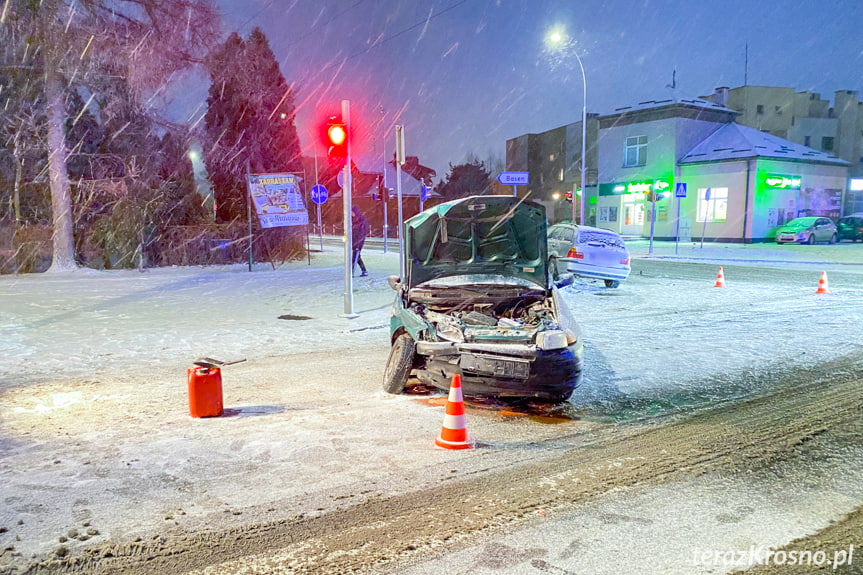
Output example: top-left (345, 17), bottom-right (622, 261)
top-left (648, 192), bottom-right (657, 256)
top-left (342, 100), bottom-right (356, 317)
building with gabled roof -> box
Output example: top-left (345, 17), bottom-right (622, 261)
top-left (509, 93), bottom-right (852, 242)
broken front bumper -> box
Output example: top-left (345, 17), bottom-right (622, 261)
top-left (414, 341), bottom-right (583, 400)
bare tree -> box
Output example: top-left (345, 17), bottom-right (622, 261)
top-left (3, 0), bottom-right (219, 271)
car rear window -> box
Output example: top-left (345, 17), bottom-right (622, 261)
top-left (577, 231), bottom-right (626, 249)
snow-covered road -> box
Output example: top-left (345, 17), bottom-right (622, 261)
top-left (0, 241), bottom-right (861, 573)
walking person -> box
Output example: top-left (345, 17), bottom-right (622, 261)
top-left (351, 206), bottom-right (369, 277)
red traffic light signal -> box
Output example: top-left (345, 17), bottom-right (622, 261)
top-left (325, 115), bottom-right (348, 166)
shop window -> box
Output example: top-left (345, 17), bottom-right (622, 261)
top-left (624, 135), bottom-right (647, 167)
top-left (756, 105), bottom-right (764, 114)
top-left (696, 187), bottom-right (728, 223)
top-left (822, 137), bottom-right (835, 152)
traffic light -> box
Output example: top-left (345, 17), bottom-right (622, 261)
top-left (565, 191), bottom-right (573, 202)
top-left (645, 191), bottom-right (669, 202)
top-left (324, 115), bottom-right (348, 167)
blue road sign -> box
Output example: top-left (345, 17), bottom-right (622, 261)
top-left (675, 182), bottom-right (687, 198)
top-left (497, 171), bottom-right (530, 185)
top-left (421, 184), bottom-right (431, 202)
top-left (310, 184), bottom-right (328, 204)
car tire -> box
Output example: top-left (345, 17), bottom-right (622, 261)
top-left (830, 233), bottom-right (837, 244)
top-left (604, 279), bottom-right (620, 288)
top-left (383, 334), bottom-right (416, 394)
top-left (805, 233), bottom-right (815, 245)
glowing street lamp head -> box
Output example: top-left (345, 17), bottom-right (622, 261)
top-left (546, 26), bottom-right (567, 49)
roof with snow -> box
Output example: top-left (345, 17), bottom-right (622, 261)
top-left (607, 97), bottom-right (738, 116)
top-left (679, 123), bottom-right (850, 166)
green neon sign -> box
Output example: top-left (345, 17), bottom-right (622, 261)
top-left (763, 174), bottom-right (801, 189)
top-left (600, 179), bottom-right (672, 196)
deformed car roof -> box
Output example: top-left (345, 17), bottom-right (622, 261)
top-left (404, 195), bottom-right (549, 290)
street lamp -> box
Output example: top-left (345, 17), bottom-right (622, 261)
top-left (547, 28), bottom-right (587, 226)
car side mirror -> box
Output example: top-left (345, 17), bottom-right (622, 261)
top-left (387, 275), bottom-right (402, 291)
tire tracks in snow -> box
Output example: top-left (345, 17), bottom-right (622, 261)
top-left (16, 351), bottom-right (863, 575)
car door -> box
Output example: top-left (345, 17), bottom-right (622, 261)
top-left (815, 218), bottom-right (832, 241)
top-left (547, 225), bottom-right (575, 259)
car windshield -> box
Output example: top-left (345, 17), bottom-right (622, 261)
top-left (577, 231), bottom-right (626, 249)
top-left (784, 218), bottom-right (818, 227)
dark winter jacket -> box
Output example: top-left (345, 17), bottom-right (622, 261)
top-left (352, 210), bottom-right (369, 250)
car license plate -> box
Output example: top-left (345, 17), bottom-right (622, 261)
top-left (460, 354), bottom-right (530, 379)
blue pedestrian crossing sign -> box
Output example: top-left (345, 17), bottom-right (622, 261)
top-left (675, 182), bottom-right (687, 198)
top-left (310, 184), bottom-right (329, 204)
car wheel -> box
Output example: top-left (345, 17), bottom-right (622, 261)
top-left (830, 233), bottom-right (837, 244)
top-left (805, 233), bottom-right (815, 245)
top-left (383, 334), bottom-right (416, 394)
top-left (604, 279), bottom-right (620, 288)
top-left (776, 240), bottom-right (784, 245)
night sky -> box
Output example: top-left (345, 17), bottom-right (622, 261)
top-left (172, 0), bottom-right (863, 181)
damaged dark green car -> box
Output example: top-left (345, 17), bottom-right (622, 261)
top-left (383, 195), bottom-right (584, 403)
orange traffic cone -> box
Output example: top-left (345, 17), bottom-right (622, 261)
top-left (815, 271), bottom-right (830, 294)
top-left (714, 266), bottom-right (726, 288)
top-left (435, 374), bottom-right (473, 450)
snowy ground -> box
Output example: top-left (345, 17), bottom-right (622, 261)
top-left (0, 238), bottom-right (861, 572)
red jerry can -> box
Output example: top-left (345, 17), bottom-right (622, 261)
top-left (187, 366), bottom-right (223, 417)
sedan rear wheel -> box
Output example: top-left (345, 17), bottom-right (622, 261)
top-left (383, 334), bottom-right (416, 394)
top-left (604, 279), bottom-right (620, 288)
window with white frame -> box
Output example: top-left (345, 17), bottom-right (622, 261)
top-left (696, 187), bottom-right (728, 222)
top-left (624, 135), bottom-right (647, 167)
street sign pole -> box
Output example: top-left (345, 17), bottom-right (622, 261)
top-left (383, 190), bottom-right (388, 254)
top-left (395, 125), bottom-right (406, 279)
top-left (314, 149), bottom-right (322, 252)
top-left (674, 182), bottom-right (687, 256)
top-left (512, 184), bottom-right (517, 197)
top-left (700, 188), bottom-right (711, 249)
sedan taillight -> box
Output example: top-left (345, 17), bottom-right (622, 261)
top-left (620, 257), bottom-right (630, 265)
top-left (567, 247), bottom-right (584, 259)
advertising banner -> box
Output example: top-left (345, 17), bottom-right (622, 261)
top-left (247, 173), bottom-right (309, 228)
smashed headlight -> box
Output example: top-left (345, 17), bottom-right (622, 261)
top-left (535, 330), bottom-right (569, 351)
top-left (436, 323), bottom-right (465, 343)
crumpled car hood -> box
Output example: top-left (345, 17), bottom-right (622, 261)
top-left (404, 195), bottom-right (549, 290)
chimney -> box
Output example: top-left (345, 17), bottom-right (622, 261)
top-left (713, 87), bottom-right (729, 107)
